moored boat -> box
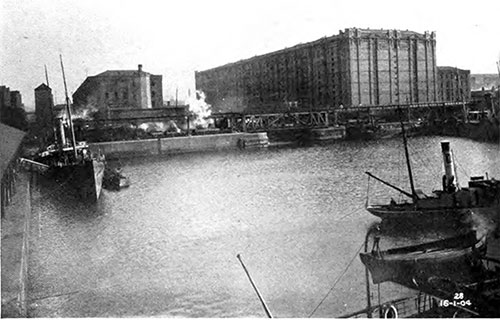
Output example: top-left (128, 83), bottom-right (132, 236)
top-left (359, 231), bottom-right (484, 287)
top-left (103, 166), bottom-right (130, 191)
top-left (365, 118), bottom-right (500, 221)
top-left (35, 138), bottom-right (105, 201)
top-left (34, 55), bottom-right (105, 202)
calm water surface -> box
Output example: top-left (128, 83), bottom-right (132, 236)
top-left (27, 136), bottom-right (500, 317)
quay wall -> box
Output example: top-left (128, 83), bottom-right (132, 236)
top-left (89, 132), bottom-right (269, 158)
top-left (1, 172), bottom-right (31, 317)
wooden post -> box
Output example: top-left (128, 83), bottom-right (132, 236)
top-left (1, 179), bottom-right (5, 218)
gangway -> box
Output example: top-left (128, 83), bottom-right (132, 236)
top-left (19, 158), bottom-right (49, 174)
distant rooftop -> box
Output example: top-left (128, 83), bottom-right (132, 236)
top-left (470, 73), bottom-right (500, 91)
top-left (438, 66), bottom-right (470, 72)
top-left (197, 27), bottom-right (434, 73)
top-left (97, 70), bottom-right (147, 77)
top-left (35, 83), bottom-right (51, 91)
top-left (95, 64), bottom-right (155, 77)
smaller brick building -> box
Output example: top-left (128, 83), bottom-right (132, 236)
top-left (437, 66), bottom-right (471, 102)
top-left (73, 65), bottom-right (163, 110)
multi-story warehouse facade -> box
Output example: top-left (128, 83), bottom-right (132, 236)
top-left (195, 28), bottom-right (438, 113)
top-left (437, 67), bottom-right (471, 102)
top-left (73, 65), bottom-right (163, 110)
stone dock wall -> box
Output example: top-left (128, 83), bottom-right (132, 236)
top-left (89, 132), bottom-right (269, 159)
top-left (1, 172), bottom-right (31, 317)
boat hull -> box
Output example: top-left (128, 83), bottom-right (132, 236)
top-left (366, 205), bottom-right (499, 223)
top-left (366, 206), bottom-right (469, 221)
top-left (360, 232), bottom-right (483, 289)
top-left (50, 158), bottom-right (105, 202)
top-left (360, 247), bottom-right (478, 287)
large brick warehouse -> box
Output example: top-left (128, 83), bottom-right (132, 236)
top-left (195, 28), bottom-right (439, 113)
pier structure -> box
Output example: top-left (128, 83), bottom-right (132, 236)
top-left (1, 123), bottom-right (29, 318)
top-left (209, 100), bottom-right (473, 132)
top-left (73, 99), bottom-right (477, 144)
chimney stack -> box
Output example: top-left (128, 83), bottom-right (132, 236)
top-left (441, 141), bottom-right (458, 193)
top-left (138, 64), bottom-right (143, 72)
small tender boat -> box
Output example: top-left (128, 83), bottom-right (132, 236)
top-left (103, 166), bottom-right (130, 191)
top-left (359, 231), bottom-right (484, 287)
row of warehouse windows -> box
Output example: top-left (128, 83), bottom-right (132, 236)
top-left (104, 91), bottom-right (156, 100)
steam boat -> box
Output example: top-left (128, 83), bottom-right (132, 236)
top-left (34, 55), bottom-right (105, 202)
top-left (365, 120), bottom-right (500, 221)
top-left (35, 133), bottom-right (105, 201)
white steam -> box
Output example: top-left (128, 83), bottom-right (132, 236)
top-left (187, 90), bottom-right (212, 128)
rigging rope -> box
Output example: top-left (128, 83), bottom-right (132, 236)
top-left (308, 240), bottom-right (365, 318)
top-left (453, 151), bottom-right (470, 182)
top-left (365, 174), bottom-right (371, 208)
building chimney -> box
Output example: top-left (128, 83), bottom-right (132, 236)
top-left (138, 64), bottom-right (143, 72)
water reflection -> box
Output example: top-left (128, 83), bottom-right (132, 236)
top-left (35, 174), bottom-right (107, 222)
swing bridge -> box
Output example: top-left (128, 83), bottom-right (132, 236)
top-left (76, 100), bottom-right (477, 133)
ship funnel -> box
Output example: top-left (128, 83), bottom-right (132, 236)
top-left (441, 141), bottom-right (458, 193)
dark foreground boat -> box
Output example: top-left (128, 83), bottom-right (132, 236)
top-left (353, 231), bottom-right (500, 318)
top-left (359, 231), bottom-right (484, 287)
top-left (34, 55), bottom-right (105, 202)
top-left (365, 117), bottom-right (500, 221)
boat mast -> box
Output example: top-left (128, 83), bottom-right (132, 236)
top-left (236, 254), bottom-right (273, 318)
top-left (59, 54), bottom-right (78, 158)
top-left (496, 60), bottom-right (500, 81)
top-left (44, 64), bottom-right (50, 87)
top-left (44, 64), bottom-right (59, 145)
top-left (399, 108), bottom-right (418, 200)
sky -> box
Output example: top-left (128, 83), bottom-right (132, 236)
top-left (1, 0), bottom-right (499, 110)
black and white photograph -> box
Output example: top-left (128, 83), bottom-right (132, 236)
top-left (1, 0), bottom-right (499, 317)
